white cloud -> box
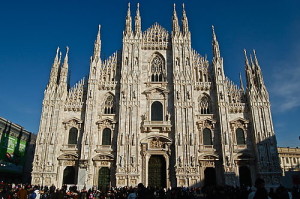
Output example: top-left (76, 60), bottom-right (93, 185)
top-left (270, 63), bottom-right (300, 112)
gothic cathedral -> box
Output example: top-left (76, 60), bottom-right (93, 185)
top-left (32, 4), bottom-right (281, 188)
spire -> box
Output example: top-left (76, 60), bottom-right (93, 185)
top-left (59, 47), bottom-right (69, 85)
top-left (48, 47), bottom-right (60, 86)
top-left (252, 50), bottom-right (265, 88)
top-left (244, 49), bottom-right (249, 67)
top-left (172, 3), bottom-right (180, 35)
top-left (239, 72), bottom-right (244, 90)
top-left (182, 3), bottom-right (189, 35)
top-left (249, 54), bottom-right (254, 68)
top-left (63, 46), bottom-right (69, 66)
top-left (253, 49), bottom-right (260, 68)
top-left (92, 25), bottom-right (101, 62)
top-left (134, 3), bottom-right (141, 35)
top-left (54, 47), bottom-right (59, 64)
top-left (58, 51), bottom-right (62, 66)
top-left (212, 25), bottom-right (221, 58)
top-left (125, 2), bottom-right (132, 35)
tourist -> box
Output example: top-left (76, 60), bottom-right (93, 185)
top-left (17, 186), bottom-right (28, 199)
top-left (248, 178), bottom-right (270, 199)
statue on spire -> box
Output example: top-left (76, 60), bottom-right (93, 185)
top-left (212, 25), bottom-right (221, 58)
top-left (182, 3), bottom-right (189, 35)
top-left (125, 2), bottom-right (132, 36)
top-left (63, 46), bottom-right (69, 66)
top-left (172, 4), bottom-right (180, 35)
top-left (48, 47), bottom-right (61, 87)
top-left (253, 49), bottom-right (260, 68)
top-left (59, 47), bottom-right (69, 86)
top-left (135, 3), bottom-right (141, 35)
top-left (239, 72), bottom-right (244, 91)
top-left (92, 25), bottom-right (101, 62)
top-left (243, 49), bottom-right (249, 67)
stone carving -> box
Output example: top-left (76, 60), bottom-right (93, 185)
top-left (191, 156), bottom-right (195, 167)
top-left (118, 179), bottom-right (125, 185)
top-left (65, 78), bottom-right (86, 111)
top-left (150, 137), bottom-right (164, 148)
top-left (178, 156), bottom-right (182, 167)
top-left (142, 23), bottom-right (169, 50)
top-left (63, 160), bottom-right (76, 166)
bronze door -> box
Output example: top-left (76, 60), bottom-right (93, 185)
top-left (148, 155), bottom-right (166, 188)
top-left (98, 167), bottom-right (110, 189)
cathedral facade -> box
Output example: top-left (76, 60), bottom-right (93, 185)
top-left (32, 4), bottom-right (281, 188)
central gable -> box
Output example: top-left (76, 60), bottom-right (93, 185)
top-left (142, 22), bottom-right (170, 50)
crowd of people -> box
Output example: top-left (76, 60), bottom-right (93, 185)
top-left (0, 179), bottom-right (299, 199)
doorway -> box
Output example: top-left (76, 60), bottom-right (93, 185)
top-left (98, 167), bottom-right (110, 189)
top-left (148, 155), bottom-right (166, 188)
top-left (62, 166), bottom-right (76, 184)
top-left (204, 167), bottom-right (216, 186)
top-left (239, 166), bottom-right (252, 187)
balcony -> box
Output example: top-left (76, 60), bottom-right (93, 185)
top-left (95, 145), bottom-right (113, 153)
top-left (199, 145), bottom-right (215, 152)
top-left (60, 144), bottom-right (78, 152)
top-left (141, 120), bottom-right (172, 133)
top-left (233, 144), bottom-right (248, 152)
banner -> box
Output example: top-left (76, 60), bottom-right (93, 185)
top-left (0, 133), bottom-right (27, 174)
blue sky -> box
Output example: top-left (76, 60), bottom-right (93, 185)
top-left (0, 0), bottom-right (299, 147)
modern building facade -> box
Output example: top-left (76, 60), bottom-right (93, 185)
top-left (32, 4), bottom-right (281, 188)
top-left (0, 116), bottom-right (36, 183)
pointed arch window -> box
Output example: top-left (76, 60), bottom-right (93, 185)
top-left (236, 128), bottom-right (246, 145)
top-left (200, 96), bottom-right (211, 114)
top-left (203, 128), bottom-right (213, 145)
top-left (102, 128), bottom-right (111, 145)
top-left (151, 101), bottom-right (163, 121)
top-left (151, 54), bottom-right (166, 82)
top-left (104, 94), bottom-right (115, 114)
top-left (68, 127), bottom-right (78, 145)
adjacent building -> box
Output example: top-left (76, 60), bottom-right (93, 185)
top-left (278, 147), bottom-right (300, 188)
top-left (0, 117), bottom-right (36, 183)
top-left (32, 4), bottom-right (281, 188)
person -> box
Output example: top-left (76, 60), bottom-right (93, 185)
top-left (80, 187), bottom-right (88, 199)
top-left (248, 178), bottom-right (270, 199)
top-left (35, 189), bottom-right (41, 199)
top-left (136, 183), bottom-right (153, 199)
top-left (275, 185), bottom-right (291, 199)
top-left (127, 188), bottom-right (137, 199)
top-left (29, 190), bottom-right (37, 199)
top-left (17, 186), bottom-right (28, 199)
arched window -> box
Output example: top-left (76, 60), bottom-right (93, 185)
top-left (68, 127), bottom-right (78, 145)
top-left (200, 96), bottom-right (210, 114)
top-left (151, 101), bottom-right (163, 121)
top-left (236, 128), bottom-right (246, 145)
top-left (151, 54), bottom-right (166, 82)
top-left (203, 128), bottom-right (213, 145)
top-left (104, 94), bottom-right (115, 114)
top-left (102, 128), bottom-right (111, 145)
